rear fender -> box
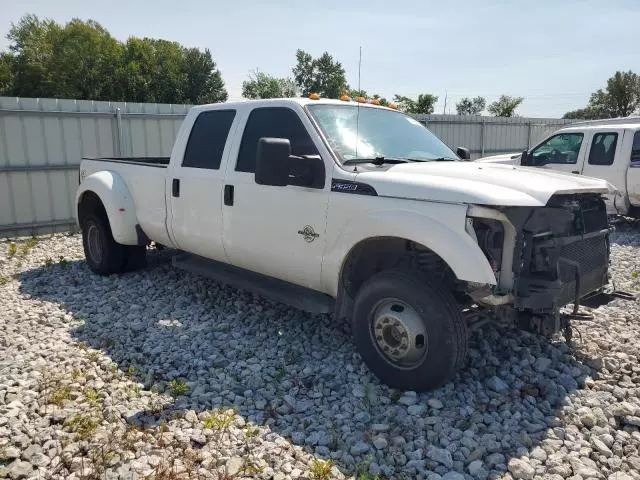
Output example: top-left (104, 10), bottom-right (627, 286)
top-left (76, 171), bottom-right (139, 245)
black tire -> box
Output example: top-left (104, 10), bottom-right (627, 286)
top-left (81, 213), bottom-right (126, 275)
top-left (352, 269), bottom-right (468, 391)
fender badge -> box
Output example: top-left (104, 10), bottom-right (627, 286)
top-left (297, 225), bottom-right (319, 243)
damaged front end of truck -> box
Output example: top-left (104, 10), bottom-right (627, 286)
top-left (467, 193), bottom-right (633, 339)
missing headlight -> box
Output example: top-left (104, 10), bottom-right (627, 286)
top-left (472, 219), bottom-right (504, 273)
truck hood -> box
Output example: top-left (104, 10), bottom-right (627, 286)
top-left (354, 161), bottom-right (615, 206)
top-left (474, 153), bottom-right (521, 165)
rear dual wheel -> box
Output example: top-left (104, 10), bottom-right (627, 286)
top-left (82, 213), bottom-right (146, 275)
top-left (352, 269), bottom-right (468, 391)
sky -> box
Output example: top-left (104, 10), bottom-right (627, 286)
top-left (1, 0), bottom-right (639, 118)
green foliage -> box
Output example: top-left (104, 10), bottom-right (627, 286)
top-left (2, 14), bottom-right (227, 104)
top-left (48, 385), bottom-right (71, 406)
top-left (393, 93), bottom-right (438, 114)
top-left (487, 95), bottom-right (524, 117)
top-left (632, 271), bottom-right (638, 279)
top-left (167, 379), bottom-right (189, 397)
top-left (242, 69), bottom-right (297, 99)
top-left (309, 459), bottom-right (334, 480)
top-left (293, 49), bottom-right (347, 99)
top-left (202, 408), bottom-right (235, 430)
top-left (0, 276), bottom-right (8, 286)
top-left (65, 414), bottom-right (100, 440)
top-left (7, 243), bottom-right (17, 258)
top-left (44, 257), bottom-right (53, 267)
top-left (456, 96), bottom-right (486, 115)
top-left (564, 71), bottom-right (640, 119)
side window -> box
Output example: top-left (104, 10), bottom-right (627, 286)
top-left (182, 110), bottom-right (236, 169)
top-left (236, 107), bottom-right (318, 173)
top-left (530, 133), bottom-right (583, 165)
top-left (588, 132), bottom-right (618, 166)
top-left (631, 131), bottom-right (640, 166)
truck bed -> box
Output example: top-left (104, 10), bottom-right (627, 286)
top-left (81, 156), bottom-right (170, 167)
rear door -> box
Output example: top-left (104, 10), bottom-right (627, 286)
top-left (168, 108), bottom-right (238, 261)
top-left (627, 130), bottom-right (640, 207)
top-left (527, 131), bottom-right (587, 175)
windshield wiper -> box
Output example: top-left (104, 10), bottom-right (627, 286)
top-left (342, 156), bottom-right (420, 166)
top-left (424, 157), bottom-right (458, 161)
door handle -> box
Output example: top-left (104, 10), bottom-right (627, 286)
top-left (224, 184), bottom-right (234, 206)
top-left (172, 178), bottom-right (180, 197)
top-left (571, 171), bottom-right (580, 174)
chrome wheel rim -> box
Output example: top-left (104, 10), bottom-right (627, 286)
top-left (370, 298), bottom-right (428, 368)
top-left (87, 224), bottom-right (103, 265)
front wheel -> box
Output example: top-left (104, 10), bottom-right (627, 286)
top-left (352, 269), bottom-right (468, 391)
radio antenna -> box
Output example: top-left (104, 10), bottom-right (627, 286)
top-left (355, 46), bottom-right (362, 160)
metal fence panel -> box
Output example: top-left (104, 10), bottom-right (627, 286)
top-left (1, 96), bottom-right (574, 238)
top-left (0, 96), bottom-right (189, 238)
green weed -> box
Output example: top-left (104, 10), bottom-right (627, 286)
top-left (167, 379), bottom-right (189, 397)
top-left (7, 243), bottom-right (17, 258)
top-left (48, 385), bottom-right (71, 406)
top-left (202, 409), bottom-right (235, 430)
top-left (309, 459), bottom-right (334, 480)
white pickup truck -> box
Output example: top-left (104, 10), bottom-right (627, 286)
top-left (476, 117), bottom-right (640, 217)
top-left (76, 97), bottom-right (618, 391)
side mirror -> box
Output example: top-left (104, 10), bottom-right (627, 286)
top-left (255, 137), bottom-right (290, 186)
top-left (289, 155), bottom-right (325, 189)
top-left (456, 146), bottom-right (471, 160)
top-left (520, 150), bottom-right (530, 166)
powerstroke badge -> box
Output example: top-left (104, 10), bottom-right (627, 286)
top-left (297, 225), bottom-right (319, 243)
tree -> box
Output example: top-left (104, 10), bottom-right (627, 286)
top-left (182, 47), bottom-right (227, 104)
top-left (242, 70), bottom-right (297, 99)
top-left (487, 95), bottom-right (524, 117)
top-left (1, 14), bottom-right (228, 104)
top-left (393, 93), bottom-right (438, 114)
top-left (0, 53), bottom-right (14, 95)
top-left (292, 49), bottom-right (347, 98)
top-left (456, 96), bottom-right (486, 115)
top-left (564, 71), bottom-right (640, 119)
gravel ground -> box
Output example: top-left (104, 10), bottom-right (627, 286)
top-left (1, 228), bottom-right (640, 480)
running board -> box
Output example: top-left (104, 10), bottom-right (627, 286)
top-left (172, 253), bottom-right (335, 314)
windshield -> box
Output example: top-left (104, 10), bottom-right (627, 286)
top-left (307, 104), bottom-right (458, 163)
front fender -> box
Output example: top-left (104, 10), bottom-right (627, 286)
top-left (76, 171), bottom-right (139, 245)
top-left (322, 205), bottom-right (497, 296)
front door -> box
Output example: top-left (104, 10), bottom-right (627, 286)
top-left (222, 105), bottom-right (330, 291)
top-left (527, 131), bottom-right (587, 175)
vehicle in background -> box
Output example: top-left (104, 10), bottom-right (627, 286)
top-left (76, 97), bottom-right (620, 391)
top-left (475, 117), bottom-right (640, 217)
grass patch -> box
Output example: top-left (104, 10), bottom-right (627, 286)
top-left (0, 276), bottom-right (9, 286)
top-left (85, 388), bottom-right (100, 407)
top-left (7, 243), bottom-right (17, 258)
top-left (65, 414), bottom-right (100, 440)
top-left (167, 379), bottom-right (189, 397)
top-left (202, 409), bottom-right (235, 430)
top-left (309, 459), bottom-right (334, 480)
top-left (48, 385), bottom-right (71, 406)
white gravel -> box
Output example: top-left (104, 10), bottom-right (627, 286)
top-left (1, 228), bottom-right (640, 480)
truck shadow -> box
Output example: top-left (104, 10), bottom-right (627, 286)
top-left (18, 256), bottom-right (601, 478)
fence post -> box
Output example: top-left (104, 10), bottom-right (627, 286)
top-left (115, 107), bottom-right (124, 156)
top-left (527, 122), bottom-right (532, 149)
top-left (480, 121), bottom-right (485, 157)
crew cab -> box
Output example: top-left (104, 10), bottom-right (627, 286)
top-left (76, 97), bottom-right (616, 391)
top-left (476, 117), bottom-right (640, 217)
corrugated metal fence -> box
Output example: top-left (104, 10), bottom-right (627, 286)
top-left (0, 97), bottom-right (189, 238)
top-left (414, 114), bottom-right (573, 159)
top-left (0, 96), bottom-right (573, 238)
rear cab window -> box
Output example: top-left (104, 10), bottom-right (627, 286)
top-left (632, 130), bottom-right (640, 167)
top-left (182, 110), bottom-right (236, 169)
top-left (588, 132), bottom-right (618, 166)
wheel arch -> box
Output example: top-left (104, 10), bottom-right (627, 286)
top-left (76, 171), bottom-right (140, 245)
